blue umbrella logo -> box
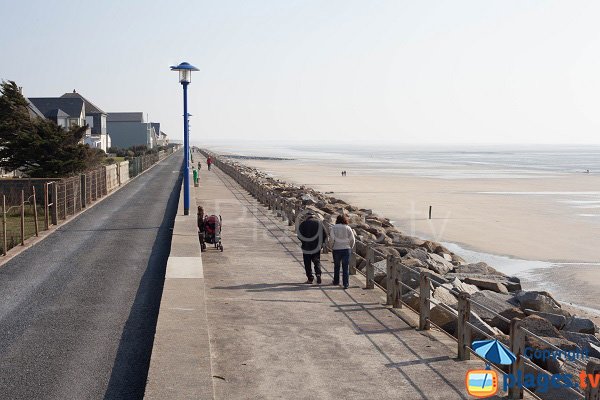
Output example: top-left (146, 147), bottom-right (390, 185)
top-left (472, 339), bottom-right (516, 369)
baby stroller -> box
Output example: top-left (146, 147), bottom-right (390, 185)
top-left (203, 215), bottom-right (223, 252)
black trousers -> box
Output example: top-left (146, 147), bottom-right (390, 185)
top-left (303, 251), bottom-right (322, 280)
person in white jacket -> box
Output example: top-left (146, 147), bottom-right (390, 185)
top-left (328, 214), bottom-right (356, 289)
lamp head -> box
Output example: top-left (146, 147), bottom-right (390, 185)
top-left (170, 61), bottom-right (199, 83)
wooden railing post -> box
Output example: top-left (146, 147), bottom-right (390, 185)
top-left (20, 190), bottom-right (25, 245)
top-left (585, 360), bottom-right (600, 400)
top-left (393, 260), bottom-right (402, 308)
top-left (509, 319), bottom-right (525, 400)
top-left (386, 255), bottom-right (395, 305)
top-left (365, 247), bottom-right (375, 289)
top-left (32, 186), bottom-right (39, 237)
top-left (457, 292), bottom-right (471, 361)
top-left (349, 251), bottom-right (357, 275)
top-left (419, 271), bottom-right (431, 330)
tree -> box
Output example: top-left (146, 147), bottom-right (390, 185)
top-left (0, 80), bottom-right (101, 177)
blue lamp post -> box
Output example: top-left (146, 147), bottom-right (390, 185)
top-left (171, 61), bottom-right (199, 215)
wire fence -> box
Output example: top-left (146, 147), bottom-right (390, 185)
top-left (1, 147), bottom-right (178, 256)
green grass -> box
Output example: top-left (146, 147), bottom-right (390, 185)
top-left (1, 209), bottom-right (47, 254)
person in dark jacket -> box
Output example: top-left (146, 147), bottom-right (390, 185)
top-left (297, 211), bottom-right (327, 284)
top-left (197, 206), bottom-right (206, 252)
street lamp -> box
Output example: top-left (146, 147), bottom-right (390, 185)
top-left (171, 61), bottom-right (199, 215)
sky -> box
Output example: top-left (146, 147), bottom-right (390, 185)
top-left (2, 0), bottom-right (600, 145)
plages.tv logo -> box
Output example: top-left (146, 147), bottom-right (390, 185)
top-left (465, 339), bottom-right (515, 398)
top-left (466, 339), bottom-right (600, 398)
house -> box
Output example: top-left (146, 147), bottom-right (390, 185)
top-left (28, 90), bottom-right (111, 152)
top-left (61, 91), bottom-right (111, 151)
top-left (156, 131), bottom-right (169, 146)
top-left (28, 96), bottom-right (88, 130)
top-left (107, 112), bottom-right (158, 149)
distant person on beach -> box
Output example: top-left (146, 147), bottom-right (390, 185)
top-left (197, 206), bottom-right (206, 252)
top-left (328, 214), bottom-right (355, 289)
top-left (198, 161), bottom-right (202, 170)
top-left (207, 157), bottom-right (212, 171)
top-left (297, 211), bottom-right (327, 284)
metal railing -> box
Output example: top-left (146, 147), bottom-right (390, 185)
top-left (201, 149), bottom-right (600, 400)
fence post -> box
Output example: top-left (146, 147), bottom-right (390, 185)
top-left (457, 292), bottom-right (471, 361)
top-left (20, 190), bottom-right (25, 245)
top-left (386, 255), bottom-right (395, 305)
top-left (32, 186), bottom-right (39, 237)
top-left (44, 183), bottom-right (49, 230)
top-left (80, 174), bottom-right (86, 208)
top-left (393, 260), bottom-right (402, 308)
top-left (349, 251), bottom-right (357, 275)
top-left (585, 359), bottom-right (600, 400)
top-left (63, 182), bottom-right (67, 219)
top-left (52, 182), bottom-right (58, 225)
top-left (419, 271), bottom-right (431, 330)
top-left (508, 319), bottom-right (525, 400)
top-left (2, 195), bottom-right (6, 256)
top-left (365, 247), bottom-right (375, 289)
top-left (72, 180), bottom-right (76, 214)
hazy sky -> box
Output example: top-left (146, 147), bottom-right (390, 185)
top-left (2, 0), bottom-right (600, 145)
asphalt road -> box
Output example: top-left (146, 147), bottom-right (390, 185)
top-left (0, 152), bottom-right (183, 400)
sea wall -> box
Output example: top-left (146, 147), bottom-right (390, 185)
top-left (201, 149), bottom-right (600, 399)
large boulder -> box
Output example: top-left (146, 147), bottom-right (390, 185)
top-left (524, 309), bottom-right (567, 330)
top-left (463, 277), bottom-right (509, 294)
top-left (560, 331), bottom-right (600, 359)
top-left (447, 273), bottom-right (521, 292)
top-left (514, 291), bottom-right (564, 314)
top-left (562, 316), bottom-right (598, 335)
top-left (432, 285), bottom-right (458, 307)
top-left (469, 291), bottom-right (519, 323)
top-left (490, 307), bottom-right (527, 334)
top-left (426, 253), bottom-right (454, 275)
top-left (355, 241), bottom-right (369, 258)
top-left (432, 306), bottom-right (503, 341)
top-left (404, 248), bottom-right (429, 264)
top-left (520, 315), bottom-right (562, 338)
top-left (447, 277), bottom-right (479, 295)
top-left (455, 262), bottom-right (505, 276)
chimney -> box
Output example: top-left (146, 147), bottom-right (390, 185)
top-left (18, 87), bottom-right (22, 94)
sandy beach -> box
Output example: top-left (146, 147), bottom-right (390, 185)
top-left (233, 157), bottom-right (600, 312)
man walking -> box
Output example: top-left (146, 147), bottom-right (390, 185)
top-left (297, 211), bottom-right (327, 284)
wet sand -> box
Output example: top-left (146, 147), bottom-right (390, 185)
top-left (238, 158), bottom-right (600, 313)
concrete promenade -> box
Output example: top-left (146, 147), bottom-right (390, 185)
top-left (193, 164), bottom-right (503, 400)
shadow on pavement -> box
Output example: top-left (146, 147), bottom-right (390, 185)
top-left (103, 171), bottom-right (182, 400)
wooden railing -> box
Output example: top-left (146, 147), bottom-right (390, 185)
top-left (201, 149), bottom-right (600, 400)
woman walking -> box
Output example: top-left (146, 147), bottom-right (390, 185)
top-left (328, 215), bottom-right (355, 289)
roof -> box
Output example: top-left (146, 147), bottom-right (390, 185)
top-left (160, 131), bottom-right (168, 137)
top-left (47, 109), bottom-right (69, 118)
top-left (25, 98), bottom-right (46, 119)
top-left (28, 97), bottom-right (85, 119)
top-left (151, 123), bottom-right (160, 137)
top-left (107, 112), bottom-right (144, 122)
top-left (61, 91), bottom-right (106, 115)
